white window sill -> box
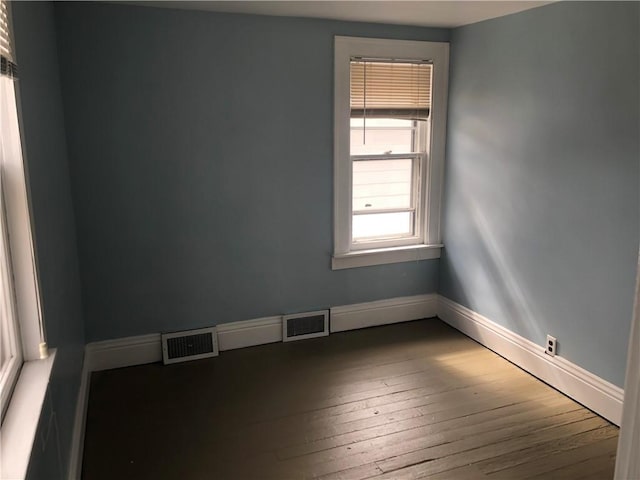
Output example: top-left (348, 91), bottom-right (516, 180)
top-left (1, 350), bottom-right (56, 480)
top-left (332, 244), bottom-right (442, 270)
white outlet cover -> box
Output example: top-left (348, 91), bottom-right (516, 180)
top-left (546, 335), bottom-right (557, 356)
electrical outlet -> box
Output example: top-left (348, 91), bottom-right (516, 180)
top-left (546, 335), bottom-right (557, 356)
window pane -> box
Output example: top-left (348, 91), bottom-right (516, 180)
top-left (350, 118), bottom-right (416, 155)
top-left (353, 212), bottom-right (413, 240)
top-left (351, 118), bottom-right (413, 128)
top-left (350, 128), bottom-right (413, 155)
top-left (353, 159), bottom-right (412, 211)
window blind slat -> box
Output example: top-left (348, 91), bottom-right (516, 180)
top-left (0, 0), bottom-right (16, 79)
top-left (350, 61), bottom-right (431, 116)
top-left (0, 0), bottom-right (10, 62)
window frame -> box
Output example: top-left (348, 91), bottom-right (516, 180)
top-left (351, 153), bottom-right (423, 247)
top-left (350, 117), bottom-right (427, 248)
top-left (332, 36), bottom-right (449, 270)
top-left (0, 0), bottom-right (46, 422)
top-left (1, 2), bottom-right (55, 477)
top-left (0, 157), bottom-right (22, 419)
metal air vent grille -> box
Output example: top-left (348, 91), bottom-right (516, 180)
top-left (283, 310), bottom-right (329, 342)
top-left (161, 327), bottom-right (218, 364)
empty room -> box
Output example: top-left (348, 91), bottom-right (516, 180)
top-left (0, 1), bottom-right (639, 479)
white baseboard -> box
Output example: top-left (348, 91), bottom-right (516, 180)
top-left (66, 296), bottom-right (438, 478)
top-left (86, 333), bottom-right (162, 373)
top-left (330, 294), bottom-right (438, 333)
top-left (76, 294), bottom-right (439, 378)
top-left (614, 257), bottom-right (640, 479)
top-left (67, 359), bottom-right (90, 480)
top-left (217, 316), bottom-right (282, 351)
top-left (65, 314), bottom-right (283, 479)
top-left (67, 335), bottom-right (162, 480)
top-left (437, 295), bottom-right (624, 426)
top-left (69, 292), bottom-right (622, 479)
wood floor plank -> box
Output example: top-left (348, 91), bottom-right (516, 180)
top-left (221, 366), bottom-right (536, 446)
top-left (293, 401), bottom-right (591, 478)
top-left (372, 416), bottom-right (611, 480)
top-left (417, 464), bottom-right (490, 480)
top-left (82, 319), bottom-right (618, 480)
top-left (524, 451), bottom-right (617, 480)
top-left (183, 348), bottom-right (514, 431)
top-left (479, 425), bottom-right (618, 476)
top-left (275, 388), bottom-right (563, 461)
top-left (486, 434), bottom-right (618, 479)
top-left (192, 385), bottom-right (564, 467)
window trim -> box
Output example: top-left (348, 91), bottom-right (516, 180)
top-left (0, 75), bottom-right (44, 365)
top-left (0, 3), bottom-right (51, 477)
top-left (351, 120), bottom-right (425, 248)
top-left (1, 349), bottom-right (55, 480)
top-left (0, 154), bottom-right (22, 419)
top-left (333, 36), bottom-right (449, 269)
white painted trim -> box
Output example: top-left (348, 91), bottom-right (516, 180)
top-left (614, 253), bottom-right (640, 479)
top-left (333, 36), bottom-right (449, 264)
top-left (66, 294), bottom-right (628, 478)
top-left (424, 42), bottom-right (449, 245)
top-left (1, 77), bottom-right (44, 362)
top-left (75, 296), bottom-right (441, 369)
top-left (66, 316), bottom-right (283, 479)
top-left (332, 244), bottom-right (442, 270)
top-left (437, 295), bottom-right (624, 426)
top-left (67, 358), bottom-right (90, 480)
top-left (65, 297), bottom-right (439, 477)
top-left (330, 294), bottom-right (438, 333)
top-left (0, 350), bottom-right (56, 480)
top-left (80, 316), bottom-right (286, 376)
top-left (217, 316), bottom-right (282, 351)
top-left (66, 334), bottom-right (168, 480)
top-left (75, 294), bottom-right (442, 372)
top-left (85, 333), bottom-right (162, 373)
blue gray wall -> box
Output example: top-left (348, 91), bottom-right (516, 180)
top-left (441, 1), bottom-right (639, 387)
top-left (54, 3), bottom-right (448, 342)
top-left (11, 2), bottom-right (85, 478)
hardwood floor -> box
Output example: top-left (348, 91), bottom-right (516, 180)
top-left (81, 319), bottom-right (618, 479)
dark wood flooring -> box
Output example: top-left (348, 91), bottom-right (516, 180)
top-left (81, 319), bottom-right (618, 479)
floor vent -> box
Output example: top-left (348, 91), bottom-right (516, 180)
top-left (283, 310), bottom-right (329, 342)
top-left (161, 327), bottom-right (219, 365)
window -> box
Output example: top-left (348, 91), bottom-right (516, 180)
top-left (0, 161), bottom-right (21, 421)
top-left (333, 37), bottom-right (449, 269)
top-left (0, 0), bottom-right (21, 420)
top-left (0, 4), bottom-right (53, 475)
top-left (0, 0), bottom-right (46, 421)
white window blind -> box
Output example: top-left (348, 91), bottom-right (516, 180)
top-left (0, 0), bottom-right (16, 78)
top-left (350, 60), bottom-right (431, 119)
top-left (0, 0), bottom-right (11, 60)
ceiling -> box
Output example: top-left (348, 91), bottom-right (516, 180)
top-left (121, 1), bottom-right (553, 28)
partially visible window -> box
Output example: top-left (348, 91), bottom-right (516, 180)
top-left (0, 0), bottom-right (21, 420)
top-left (0, 154), bottom-right (21, 420)
top-left (333, 37), bottom-right (449, 269)
top-left (0, 0), bottom-right (46, 421)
